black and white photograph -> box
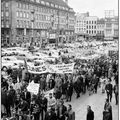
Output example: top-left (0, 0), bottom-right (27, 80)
top-left (1, 0), bottom-right (118, 120)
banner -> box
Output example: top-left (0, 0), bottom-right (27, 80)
top-left (49, 63), bottom-right (75, 74)
top-left (27, 63), bottom-right (48, 74)
top-left (27, 81), bottom-right (39, 95)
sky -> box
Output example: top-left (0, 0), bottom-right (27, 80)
top-left (68, 0), bottom-right (118, 18)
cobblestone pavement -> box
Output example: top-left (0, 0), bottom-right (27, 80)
top-left (64, 87), bottom-right (118, 120)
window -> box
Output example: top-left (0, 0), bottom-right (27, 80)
top-left (5, 2), bottom-right (9, 7)
top-left (6, 20), bottom-right (9, 27)
top-left (1, 11), bottom-right (3, 17)
top-left (20, 11), bottom-right (22, 18)
top-left (89, 26), bottom-right (91, 29)
top-left (23, 12), bottom-right (26, 18)
top-left (89, 21), bottom-right (91, 24)
top-left (94, 26), bottom-right (96, 29)
top-left (5, 11), bottom-right (9, 17)
top-left (17, 20), bottom-right (19, 27)
top-left (94, 21), bottom-right (96, 24)
top-left (16, 11), bottom-right (19, 17)
top-left (19, 3), bottom-right (22, 8)
top-left (1, 20), bottom-right (4, 27)
top-left (26, 13), bottom-right (29, 18)
top-left (26, 4), bottom-right (29, 9)
top-left (94, 31), bottom-right (96, 34)
top-left (89, 30), bottom-right (91, 34)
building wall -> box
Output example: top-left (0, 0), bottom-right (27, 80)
top-left (104, 17), bottom-right (118, 40)
top-left (86, 16), bottom-right (98, 36)
top-left (75, 12), bottom-right (89, 34)
top-left (1, 0), bottom-right (75, 46)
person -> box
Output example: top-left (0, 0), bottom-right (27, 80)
top-left (21, 88), bottom-right (31, 107)
top-left (66, 81), bottom-right (73, 102)
top-left (57, 100), bottom-right (67, 120)
top-left (16, 97), bottom-right (29, 120)
top-left (105, 80), bottom-right (113, 102)
top-left (113, 83), bottom-right (118, 105)
top-left (103, 98), bottom-right (112, 120)
top-left (40, 93), bottom-right (48, 120)
top-left (45, 107), bottom-right (57, 120)
top-left (86, 105), bottom-right (94, 120)
top-left (66, 104), bottom-right (75, 120)
top-left (48, 93), bottom-right (56, 110)
top-left (30, 99), bottom-right (40, 120)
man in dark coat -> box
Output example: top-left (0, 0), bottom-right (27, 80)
top-left (57, 100), bottom-right (67, 120)
top-left (105, 80), bottom-right (113, 102)
top-left (21, 88), bottom-right (31, 107)
top-left (66, 104), bottom-right (75, 120)
top-left (45, 107), bottom-right (57, 120)
top-left (66, 82), bottom-right (73, 102)
top-left (114, 83), bottom-right (118, 105)
top-left (40, 94), bottom-right (48, 120)
top-left (86, 105), bottom-right (94, 120)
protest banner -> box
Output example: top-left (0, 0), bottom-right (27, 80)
top-left (48, 63), bottom-right (75, 74)
top-left (25, 61), bottom-right (48, 74)
top-left (27, 81), bottom-right (39, 95)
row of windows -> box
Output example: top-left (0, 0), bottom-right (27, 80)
top-left (1, 2), bottom-right (9, 8)
top-left (17, 2), bottom-right (74, 18)
top-left (76, 21), bottom-right (86, 23)
top-left (97, 31), bottom-right (104, 34)
top-left (76, 28), bottom-right (86, 31)
top-left (1, 11), bottom-right (9, 17)
top-left (16, 11), bottom-right (74, 25)
top-left (1, 20), bottom-right (9, 27)
top-left (16, 20), bottom-right (73, 29)
top-left (86, 26), bottom-right (96, 29)
top-left (17, 1), bottom-right (69, 12)
top-left (86, 30), bottom-right (96, 34)
top-left (86, 21), bottom-right (97, 24)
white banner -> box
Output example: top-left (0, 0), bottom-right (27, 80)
top-left (49, 63), bottom-right (75, 74)
top-left (27, 63), bottom-right (48, 74)
top-left (27, 81), bottom-right (39, 95)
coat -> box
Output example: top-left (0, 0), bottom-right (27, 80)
top-left (45, 111), bottom-right (57, 120)
top-left (87, 110), bottom-right (94, 120)
top-left (105, 84), bottom-right (113, 94)
top-left (57, 105), bottom-right (67, 120)
top-left (21, 91), bottom-right (31, 104)
top-left (66, 109), bottom-right (75, 120)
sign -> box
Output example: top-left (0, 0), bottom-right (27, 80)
top-left (27, 81), bottom-right (39, 95)
top-left (27, 63), bottom-right (48, 74)
top-left (49, 34), bottom-right (56, 39)
top-left (49, 63), bottom-right (75, 74)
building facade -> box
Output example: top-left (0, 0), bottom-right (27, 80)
top-left (86, 16), bottom-right (98, 38)
top-left (104, 16), bottom-right (118, 40)
top-left (1, 0), bottom-right (75, 47)
top-left (96, 18), bottom-right (105, 40)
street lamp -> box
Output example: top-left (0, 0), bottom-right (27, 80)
top-left (31, 8), bottom-right (35, 46)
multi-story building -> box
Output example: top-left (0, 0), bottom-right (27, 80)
top-left (75, 12), bottom-right (89, 40)
top-left (96, 18), bottom-right (105, 40)
top-left (1, 0), bottom-right (75, 47)
top-left (104, 16), bottom-right (118, 40)
top-left (75, 12), bottom-right (89, 34)
top-left (86, 16), bottom-right (98, 38)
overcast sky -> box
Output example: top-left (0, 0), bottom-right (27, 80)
top-left (68, 0), bottom-right (118, 18)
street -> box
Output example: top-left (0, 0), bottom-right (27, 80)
top-left (65, 87), bottom-right (118, 120)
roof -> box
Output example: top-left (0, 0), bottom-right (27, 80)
top-left (42, 0), bottom-right (70, 8)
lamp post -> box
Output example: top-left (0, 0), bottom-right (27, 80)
top-left (31, 8), bottom-right (35, 46)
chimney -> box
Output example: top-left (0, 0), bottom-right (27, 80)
top-left (65, 0), bottom-right (68, 4)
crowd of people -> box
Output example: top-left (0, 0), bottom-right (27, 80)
top-left (1, 48), bottom-right (118, 120)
